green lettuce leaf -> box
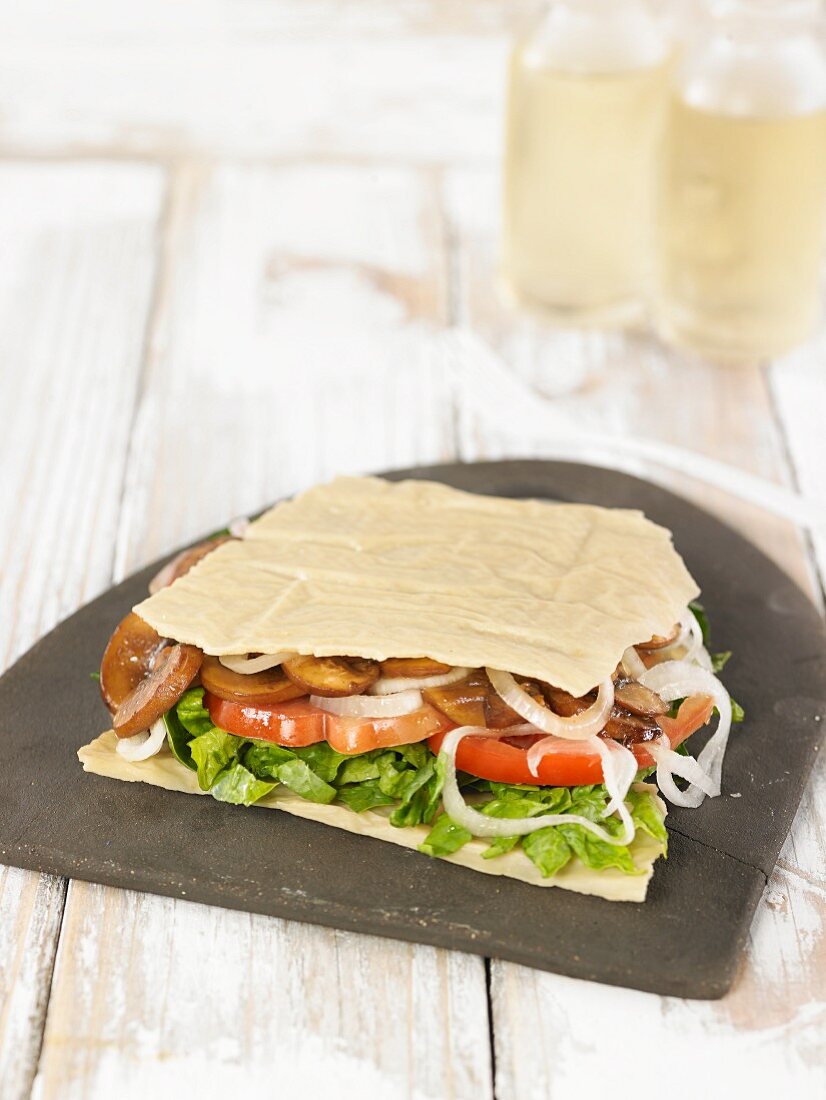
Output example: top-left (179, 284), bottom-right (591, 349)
top-left (210, 763), bottom-right (276, 806)
top-left (293, 742), bottom-right (348, 783)
top-left (521, 826), bottom-right (573, 877)
top-left (419, 813), bottom-right (472, 857)
top-left (336, 753), bottom-right (383, 785)
top-left (628, 790), bottom-right (669, 851)
top-left (190, 728), bottom-right (241, 791)
top-left (711, 650), bottom-right (731, 673)
top-left (556, 823), bottom-right (639, 874)
top-left (481, 836), bottom-right (521, 859)
top-left (336, 781), bottom-right (396, 812)
top-left (275, 758), bottom-right (337, 804)
top-left (176, 687), bottom-right (214, 737)
top-left (689, 600), bottom-right (710, 644)
top-left (243, 740), bottom-right (296, 778)
top-left (163, 708), bottom-right (197, 771)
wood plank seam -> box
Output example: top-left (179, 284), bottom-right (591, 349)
top-left (762, 362), bottom-right (826, 608)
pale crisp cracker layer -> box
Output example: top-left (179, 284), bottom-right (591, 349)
top-left (135, 476), bottom-right (699, 697)
top-left (78, 732), bottom-right (665, 902)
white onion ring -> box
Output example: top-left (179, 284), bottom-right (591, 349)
top-left (219, 652), bottom-right (293, 674)
top-left (310, 689), bottom-right (423, 718)
top-left (595, 737), bottom-right (638, 823)
top-left (621, 646), bottom-right (647, 680)
top-left (640, 659), bottom-right (732, 803)
top-left (228, 515), bottom-right (250, 538)
top-left (647, 735), bottom-right (716, 808)
top-left (148, 555), bottom-right (183, 595)
top-left (486, 668), bottom-right (614, 742)
top-left (658, 609), bottom-right (712, 670)
top-left (369, 666), bottom-right (471, 696)
top-left (438, 727), bottom-right (635, 845)
top-left (116, 718), bottom-right (167, 762)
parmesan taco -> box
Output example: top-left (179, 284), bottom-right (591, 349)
top-left (79, 477), bottom-right (741, 903)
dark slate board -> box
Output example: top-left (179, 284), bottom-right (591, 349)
top-left (0, 460), bottom-right (823, 999)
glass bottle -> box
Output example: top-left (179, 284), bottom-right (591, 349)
top-left (655, 0), bottom-right (826, 362)
top-left (501, 0), bottom-right (671, 327)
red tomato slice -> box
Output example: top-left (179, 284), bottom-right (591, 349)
top-left (427, 695), bottom-right (714, 787)
top-left (325, 703), bottom-right (452, 754)
top-left (206, 694), bottom-right (326, 746)
top-left (206, 693), bottom-right (452, 754)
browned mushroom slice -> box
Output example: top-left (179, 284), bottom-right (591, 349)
top-left (379, 657), bottom-right (453, 678)
top-left (422, 671), bottom-right (488, 727)
top-left (543, 684), bottom-right (592, 717)
top-left (486, 677), bottom-right (547, 728)
top-left (423, 671), bottom-right (542, 729)
top-left (282, 655), bottom-right (380, 698)
top-left (100, 611), bottom-right (167, 714)
top-left (603, 710), bottom-right (661, 744)
top-left (613, 681), bottom-right (668, 718)
top-left (113, 644), bottom-right (203, 738)
top-left (148, 535), bottom-right (233, 594)
top-left (200, 655), bottom-right (306, 706)
top-left (636, 623), bottom-right (681, 650)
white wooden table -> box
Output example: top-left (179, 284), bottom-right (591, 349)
top-left (1, 4), bottom-right (824, 1097)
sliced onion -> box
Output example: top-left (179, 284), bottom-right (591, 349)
top-left (621, 646), bottom-right (647, 680)
top-left (219, 652), bottom-right (293, 674)
top-left (594, 737), bottom-right (638, 826)
top-left (439, 727), bottom-right (635, 846)
top-left (640, 659), bottom-right (732, 804)
top-left (646, 735), bottom-right (716, 808)
top-left (657, 609), bottom-right (712, 670)
top-left (369, 666), bottom-right (471, 696)
top-left (310, 689), bottom-right (423, 718)
top-left (116, 718), bottom-right (167, 762)
top-left (486, 668), bottom-right (614, 741)
top-left (148, 557), bottom-right (181, 595)
top-left (228, 515), bottom-right (250, 538)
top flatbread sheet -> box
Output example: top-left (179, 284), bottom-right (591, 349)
top-left (134, 476), bottom-right (699, 697)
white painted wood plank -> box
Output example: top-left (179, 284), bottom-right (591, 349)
top-left (0, 1), bottom-right (518, 162)
top-left (0, 871), bottom-right (66, 1100)
top-left (769, 345), bottom-right (826, 586)
top-left (0, 161), bottom-right (165, 1097)
top-left (444, 164), bottom-right (826, 1098)
top-left (36, 160), bottom-right (491, 1100)
top-left (34, 882), bottom-right (491, 1100)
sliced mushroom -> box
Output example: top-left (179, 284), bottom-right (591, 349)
top-left (200, 655), bottom-right (306, 706)
top-left (148, 535), bottom-right (233, 595)
top-left (613, 681), bottom-right (668, 718)
top-left (636, 623), bottom-right (681, 651)
top-left (282, 655), bottom-right (380, 698)
top-left (422, 671), bottom-right (488, 727)
top-left (603, 711), bottom-right (662, 744)
top-left (379, 657), bottom-right (453, 678)
top-left (100, 611), bottom-right (167, 714)
top-left (113, 644), bottom-right (203, 738)
top-left (423, 671), bottom-right (542, 729)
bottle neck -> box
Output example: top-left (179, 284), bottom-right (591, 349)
top-left (524, 0), bottom-right (670, 74)
top-left (677, 3), bottom-right (826, 116)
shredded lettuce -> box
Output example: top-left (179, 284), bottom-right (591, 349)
top-left (210, 763), bottom-right (276, 806)
top-left (418, 780), bottom-right (665, 878)
top-left (190, 727), bottom-right (241, 791)
top-left (168, 688), bottom-right (666, 880)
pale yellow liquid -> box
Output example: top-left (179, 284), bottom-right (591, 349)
top-left (656, 101), bottom-right (826, 361)
top-left (502, 50), bottom-right (670, 326)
